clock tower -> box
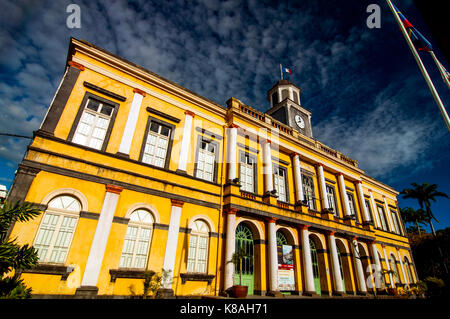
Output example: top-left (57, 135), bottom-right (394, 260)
top-left (265, 80), bottom-right (313, 138)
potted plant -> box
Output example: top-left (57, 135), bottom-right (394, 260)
top-left (227, 247), bottom-right (251, 298)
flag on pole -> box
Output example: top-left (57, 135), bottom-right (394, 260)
top-left (430, 52), bottom-right (450, 90)
top-left (281, 65), bottom-right (292, 75)
top-left (393, 4), bottom-right (433, 52)
top-left (387, 0), bottom-right (450, 130)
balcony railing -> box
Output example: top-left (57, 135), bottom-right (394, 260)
top-left (236, 102), bottom-right (358, 168)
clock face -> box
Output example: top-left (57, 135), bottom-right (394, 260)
top-left (294, 114), bottom-right (305, 129)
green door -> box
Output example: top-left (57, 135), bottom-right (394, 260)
top-left (337, 248), bottom-right (346, 293)
top-left (310, 239), bottom-right (321, 295)
top-left (235, 224), bottom-right (254, 294)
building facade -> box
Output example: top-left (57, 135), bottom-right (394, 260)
top-left (7, 38), bottom-right (417, 298)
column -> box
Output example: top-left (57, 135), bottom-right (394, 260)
top-left (397, 248), bottom-right (408, 287)
top-left (226, 124), bottom-right (238, 182)
top-left (267, 218), bottom-right (280, 295)
top-left (288, 87), bottom-right (294, 101)
top-left (337, 173), bottom-right (351, 217)
top-left (262, 140), bottom-right (273, 194)
top-left (299, 225), bottom-right (316, 294)
top-left (161, 199), bottom-right (184, 291)
top-left (327, 231), bottom-right (344, 294)
top-left (382, 245), bottom-right (395, 288)
top-left (79, 184), bottom-right (122, 291)
top-left (356, 181), bottom-right (371, 223)
top-left (351, 237), bottom-right (367, 294)
top-left (317, 164), bottom-right (329, 211)
top-left (224, 208), bottom-right (237, 291)
top-left (370, 241), bottom-right (383, 290)
top-left (369, 190), bottom-right (381, 228)
top-left (118, 88), bottom-right (145, 156)
top-left (383, 196), bottom-right (393, 232)
top-left (177, 110), bottom-right (195, 172)
top-left (292, 153), bottom-right (304, 203)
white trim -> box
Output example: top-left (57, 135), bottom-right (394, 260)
top-left (351, 238), bottom-right (367, 292)
top-left (41, 188), bottom-right (88, 212)
top-left (235, 217), bottom-right (265, 241)
top-left (369, 191), bottom-right (381, 228)
top-left (188, 214), bottom-right (216, 233)
top-left (338, 174), bottom-right (351, 217)
top-left (118, 91), bottom-right (144, 155)
top-left (81, 191), bottom-right (120, 287)
top-left (275, 226), bottom-right (299, 246)
top-left (317, 165), bottom-right (328, 210)
top-left (329, 234), bottom-right (344, 293)
top-left (226, 126), bottom-right (238, 181)
top-left (301, 228), bottom-right (315, 292)
top-left (292, 154), bottom-right (304, 202)
top-left (124, 203), bottom-right (161, 224)
top-left (177, 112), bottom-right (194, 171)
top-left (162, 204), bottom-right (182, 289)
top-left (72, 56), bottom-right (226, 126)
top-left (224, 212), bottom-right (236, 290)
top-left (267, 221), bottom-right (279, 292)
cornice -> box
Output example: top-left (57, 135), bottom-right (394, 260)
top-left (69, 38), bottom-right (227, 118)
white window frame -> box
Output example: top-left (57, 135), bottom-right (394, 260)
top-left (195, 140), bottom-right (217, 182)
top-left (239, 153), bottom-right (255, 193)
top-left (377, 205), bottom-right (388, 231)
top-left (142, 122), bottom-right (171, 168)
top-left (72, 98), bottom-right (114, 150)
top-left (187, 220), bottom-right (210, 273)
top-left (364, 199), bottom-right (373, 222)
top-left (119, 209), bottom-right (154, 269)
top-left (326, 184), bottom-right (338, 216)
top-left (390, 210), bottom-right (401, 234)
top-left (346, 192), bottom-right (357, 219)
top-left (274, 166), bottom-right (287, 202)
top-left (302, 174), bottom-right (316, 210)
top-left (33, 195), bottom-right (81, 264)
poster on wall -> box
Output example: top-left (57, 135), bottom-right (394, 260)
top-left (278, 245), bottom-right (295, 290)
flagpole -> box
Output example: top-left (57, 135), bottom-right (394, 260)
top-left (386, 0), bottom-right (450, 131)
top-left (280, 64), bottom-right (283, 80)
top-left (429, 51), bottom-right (450, 90)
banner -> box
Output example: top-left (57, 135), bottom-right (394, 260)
top-left (277, 245), bottom-right (295, 290)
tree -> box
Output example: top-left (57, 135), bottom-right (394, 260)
top-left (0, 201), bottom-right (41, 298)
top-left (400, 207), bottom-right (427, 236)
top-left (228, 247), bottom-right (251, 286)
top-left (400, 183), bottom-right (449, 236)
top-left (401, 183), bottom-right (449, 275)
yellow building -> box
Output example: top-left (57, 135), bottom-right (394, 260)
top-left (7, 38), bottom-right (418, 298)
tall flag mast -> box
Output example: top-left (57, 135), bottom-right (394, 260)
top-left (386, 0), bottom-right (450, 131)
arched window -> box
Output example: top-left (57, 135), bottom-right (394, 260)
top-left (404, 257), bottom-right (413, 284)
top-left (187, 220), bottom-right (210, 273)
top-left (120, 209), bottom-right (154, 269)
top-left (389, 254), bottom-right (399, 283)
top-left (276, 231), bottom-right (288, 246)
top-left (34, 195), bottom-right (81, 263)
top-left (336, 245), bottom-right (346, 292)
top-left (310, 238), bottom-right (321, 294)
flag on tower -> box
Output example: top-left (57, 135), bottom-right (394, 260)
top-left (281, 65), bottom-right (292, 75)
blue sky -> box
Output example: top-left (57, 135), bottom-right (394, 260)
top-left (0, 0), bottom-right (449, 231)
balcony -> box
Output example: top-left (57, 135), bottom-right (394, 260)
top-left (231, 99), bottom-right (359, 168)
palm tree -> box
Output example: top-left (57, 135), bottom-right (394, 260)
top-left (399, 207), bottom-right (427, 236)
top-left (401, 183), bottom-right (449, 275)
top-left (0, 201), bottom-right (41, 298)
top-left (400, 183), bottom-right (449, 236)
